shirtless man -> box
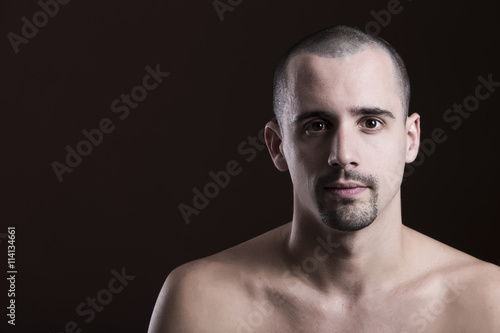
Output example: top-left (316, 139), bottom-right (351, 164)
top-left (148, 25), bottom-right (500, 332)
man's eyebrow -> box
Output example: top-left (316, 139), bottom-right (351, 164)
top-left (293, 111), bottom-right (333, 124)
top-left (350, 107), bottom-right (396, 119)
top-left (293, 108), bottom-right (396, 124)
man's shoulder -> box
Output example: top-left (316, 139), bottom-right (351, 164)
top-left (165, 249), bottom-right (252, 296)
top-left (148, 257), bottom-right (249, 332)
top-left (452, 260), bottom-right (500, 331)
top-left (410, 226), bottom-right (500, 288)
top-left (408, 227), bottom-right (500, 331)
top-left (149, 259), bottom-right (230, 333)
top-left (166, 221), bottom-right (288, 283)
top-left (148, 224), bottom-right (290, 333)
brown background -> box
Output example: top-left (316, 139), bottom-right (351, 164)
top-left (1, 0), bottom-right (499, 331)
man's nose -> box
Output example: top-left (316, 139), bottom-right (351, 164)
top-left (327, 124), bottom-right (359, 169)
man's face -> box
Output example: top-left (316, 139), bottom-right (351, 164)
top-left (268, 48), bottom-right (419, 231)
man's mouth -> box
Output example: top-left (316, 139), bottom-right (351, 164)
top-left (324, 182), bottom-right (369, 198)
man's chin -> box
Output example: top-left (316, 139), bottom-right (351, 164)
top-left (320, 218), bottom-right (375, 232)
top-left (317, 213), bottom-right (373, 231)
top-left (317, 203), bottom-right (378, 232)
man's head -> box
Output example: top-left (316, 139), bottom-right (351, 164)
top-left (265, 24), bottom-right (420, 232)
top-left (273, 24), bottom-right (411, 126)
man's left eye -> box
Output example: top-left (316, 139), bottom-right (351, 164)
top-left (361, 118), bottom-right (382, 129)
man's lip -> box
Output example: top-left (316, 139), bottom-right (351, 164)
top-left (323, 184), bottom-right (368, 198)
top-left (324, 182), bottom-right (369, 189)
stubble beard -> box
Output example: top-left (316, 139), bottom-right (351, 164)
top-left (315, 170), bottom-right (379, 232)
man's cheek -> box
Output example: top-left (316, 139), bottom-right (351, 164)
top-left (379, 170), bottom-right (403, 198)
top-left (376, 158), bottom-right (401, 184)
top-left (378, 147), bottom-right (405, 180)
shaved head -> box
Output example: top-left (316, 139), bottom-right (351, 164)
top-left (273, 24), bottom-right (410, 125)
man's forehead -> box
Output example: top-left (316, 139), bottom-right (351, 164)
top-left (283, 49), bottom-right (402, 120)
top-left (287, 48), bottom-right (396, 87)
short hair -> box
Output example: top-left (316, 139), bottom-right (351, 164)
top-left (272, 24), bottom-right (410, 125)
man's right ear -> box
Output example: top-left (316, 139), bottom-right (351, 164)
top-left (265, 121), bottom-right (288, 171)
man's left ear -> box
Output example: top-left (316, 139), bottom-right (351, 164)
top-left (405, 113), bottom-right (420, 163)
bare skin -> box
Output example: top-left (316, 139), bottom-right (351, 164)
top-left (149, 48), bottom-right (500, 333)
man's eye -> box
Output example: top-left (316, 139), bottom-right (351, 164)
top-left (361, 118), bottom-right (382, 130)
top-left (306, 121), bottom-right (327, 132)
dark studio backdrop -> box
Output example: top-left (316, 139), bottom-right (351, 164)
top-left (1, 0), bottom-right (499, 331)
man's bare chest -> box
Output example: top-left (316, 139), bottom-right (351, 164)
top-left (232, 289), bottom-right (459, 333)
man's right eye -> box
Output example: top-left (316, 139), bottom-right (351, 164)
top-left (305, 120), bottom-right (328, 132)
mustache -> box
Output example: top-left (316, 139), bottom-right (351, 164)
top-left (315, 169), bottom-right (378, 190)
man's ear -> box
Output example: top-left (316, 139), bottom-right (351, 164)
top-left (265, 121), bottom-right (288, 171)
top-left (405, 112), bottom-right (421, 163)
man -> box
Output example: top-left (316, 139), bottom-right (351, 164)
top-left (148, 25), bottom-right (500, 332)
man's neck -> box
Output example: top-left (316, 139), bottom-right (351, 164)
top-left (284, 193), bottom-right (408, 299)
